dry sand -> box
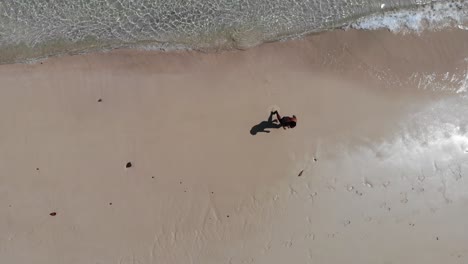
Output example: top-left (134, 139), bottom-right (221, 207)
top-left (1, 29), bottom-right (468, 264)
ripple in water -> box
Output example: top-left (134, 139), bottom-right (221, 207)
top-left (0, 0), bottom-right (465, 64)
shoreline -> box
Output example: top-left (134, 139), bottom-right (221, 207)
top-left (1, 0), bottom-right (467, 65)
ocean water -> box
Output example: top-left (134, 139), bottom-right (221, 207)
top-left (0, 0), bottom-right (466, 64)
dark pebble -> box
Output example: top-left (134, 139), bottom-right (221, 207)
top-left (98, 99), bottom-right (102, 102)
top-left (126, 162), bottom-right (132, 168)
top-left (50, 212), bottom-right (57, 216)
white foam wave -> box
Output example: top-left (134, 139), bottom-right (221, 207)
top-left (409, 70), bottom-right (468, 95)
top-left (350, 1), bottom-right (468, 33)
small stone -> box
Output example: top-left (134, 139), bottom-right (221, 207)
top-left (126, 162), bottom-right (132, 168)
top-left (109, 203), bottom-right (112, 205)
top-left (97, 99), bottom-right (102, 102)
top-left (226, 215), bottom-right (230, 218)
top-left (50, 212), bottom-right (57, 216)
top-left (298, 170), bottom-right (304, 177)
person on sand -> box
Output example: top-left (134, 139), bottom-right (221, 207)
top-left (272, 111), bottom-right (297, 129)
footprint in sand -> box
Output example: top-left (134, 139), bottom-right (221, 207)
top-left (355, 190), bottom-right (363, 196)
top-left (362, 178), bottom-right (373, 188)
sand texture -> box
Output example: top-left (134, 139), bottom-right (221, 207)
top-left (1, 29), bottom-right (468, 263)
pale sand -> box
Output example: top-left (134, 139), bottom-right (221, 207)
top-left (1, 29), bottom-right (468, 264)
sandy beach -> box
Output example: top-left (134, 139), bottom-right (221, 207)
top-left (1, 29), bottom-right (468, 263)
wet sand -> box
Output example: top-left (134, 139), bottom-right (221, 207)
top-left (1, 29), bottom-right (467, 263)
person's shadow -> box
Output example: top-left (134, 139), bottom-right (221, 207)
top-left (250, 112), bottom-right (282, 135)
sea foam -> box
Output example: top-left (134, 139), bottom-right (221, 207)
top-left (350, 1), bottom-right (467, 33)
